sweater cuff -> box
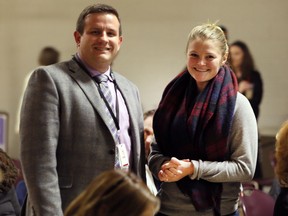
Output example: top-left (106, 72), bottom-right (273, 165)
top-left (189, 160), bottom-right (199, 179)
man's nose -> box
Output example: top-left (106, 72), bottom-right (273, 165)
top-left (100, 32), bottom-right (108, 42)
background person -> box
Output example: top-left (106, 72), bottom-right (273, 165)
top-left (273, 121), bottom-right (288, 215)
top-left (64, 169), bottom-right (160, 216)
top-left (144, 109), bottom-right (160, 195)
top-left (15, 46), bottom-right (60, 207)
top-left (16, 46), bottom-right (60, 134)
top-left (37, 46), bottom-right (60, 66)
top-left (149, 23), bottom-right (258, 216)
top-left (0, 148), bottom-right (21, 216)
top-left (228, 40), bottom-right (263, 120)
top-left (219, 25), bottom-right (229, 42)
top-left (229, 40), bottom-right (263, 180)
top-left (20, 4), bottom-right (145, 215)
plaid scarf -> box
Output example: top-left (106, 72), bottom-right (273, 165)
top-left (153, 65), bottom-right (238, 214)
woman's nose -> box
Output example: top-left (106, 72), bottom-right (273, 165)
top-left (198, 58), bottom-right (206, 65)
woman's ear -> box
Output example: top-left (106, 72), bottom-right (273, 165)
top-left (222, 52), bottom-right (228, 65)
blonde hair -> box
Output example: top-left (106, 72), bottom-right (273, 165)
top-left (186, 23), bottom-right (228, 57)
top-left (64, 170), bottom-right (160, 216)
top-left (275, 120), bottom-right (288, 186)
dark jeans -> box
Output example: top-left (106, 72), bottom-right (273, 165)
top-left (223, 210), bottom-right (240, 216)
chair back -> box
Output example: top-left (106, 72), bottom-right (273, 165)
top-left (239, 186), bottom-right (275, 216)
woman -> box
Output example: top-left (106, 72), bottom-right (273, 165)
top-left (229, 40), bottom-right (263, 120)
top-left (273, 121), bottom-right (288, 215)
top-left (148, 23), bottom-right (258, 216)
top-left (64, 169), bottom-right (160, 216)
top-left (229, 41), bottom-right (264, 179)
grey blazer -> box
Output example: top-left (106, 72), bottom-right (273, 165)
top-left (20, 58), bottom-right (145, 215)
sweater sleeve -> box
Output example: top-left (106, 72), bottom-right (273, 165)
top-left (191, 92), bottom-right (258, 182)
top-left (148, 138), bottom-right (171, 181)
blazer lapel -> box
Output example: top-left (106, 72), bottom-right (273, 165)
top-left (67, 59), bottom-right (116, 139)
top-left (113, 73), bottom-right (138, 122)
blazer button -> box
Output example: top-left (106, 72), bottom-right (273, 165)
top-left (109, 149), bottom-right (115, 155)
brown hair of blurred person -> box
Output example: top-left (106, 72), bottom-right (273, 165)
top-left (64, 170), bottom-right (160, 216)
top-left (273, 121), bottom-right (288, 215)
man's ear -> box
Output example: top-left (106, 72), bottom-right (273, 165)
top-left (74, 31), bottom-right (81, 47)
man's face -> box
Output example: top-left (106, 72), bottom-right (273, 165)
top-left (144, 115), bottom-right (154, 159)
top-left (74, 13), bottom-right (122, 72)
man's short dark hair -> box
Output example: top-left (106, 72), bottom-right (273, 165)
top-left (76, 4), bottom-right (122, 36)
top-left (144, 109), bottom-right (156, 120)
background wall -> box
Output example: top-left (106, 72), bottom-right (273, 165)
top-left (1, 0), bottom-right (287, 159)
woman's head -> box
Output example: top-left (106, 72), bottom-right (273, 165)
top-left (275, 121), bottom-right (288, 186)
top-left (185, 23), bottom-right (228, 56)
top-left (229, 40), bottom-right (255, 79)
top-left (64, 170), bottom-right (160, 216)
top-left (185, 23), bottom-right (228, 91)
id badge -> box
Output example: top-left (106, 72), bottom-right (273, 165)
top-left (117, 143), bottom-right (129, 170)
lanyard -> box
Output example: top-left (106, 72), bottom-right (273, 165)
top-left (95, 76), bottom-right (120, 131)
top-left (72, 56), bottom-right (120, 132)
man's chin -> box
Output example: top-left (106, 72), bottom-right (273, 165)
top-left (94, 55), bottom-right (113, 64)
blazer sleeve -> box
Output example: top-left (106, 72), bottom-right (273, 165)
top-left (20, 68), bottom-right (63, 215)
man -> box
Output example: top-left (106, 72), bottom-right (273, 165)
top-left (20, 4), bottom-right (145, 215)
top-left (143, 109), bottom-right (160, 195)
top-left (143, 109), bottom-right (156, 160)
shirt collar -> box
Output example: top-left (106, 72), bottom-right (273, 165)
top-left (75, 53), bottom-right (111, 79)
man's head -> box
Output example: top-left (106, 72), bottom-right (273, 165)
top-left (76, 4), bottom-right (122, 36)
top-left (144, 109), bottom-right (156, 159)
top-left (74, 4), bottom-right (123, 72)
top-left (38, 47), bottom-right (60, 66)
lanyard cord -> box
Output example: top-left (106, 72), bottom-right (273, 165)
top-left (95, 79), bottom-right (120, 131)
top-left (72, 56), bottom-right (120, 131)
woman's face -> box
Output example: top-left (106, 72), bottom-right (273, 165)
top-left (186, 38), bottom-right (227, 92)
top-left (229, 45), bottom-right (244, 68)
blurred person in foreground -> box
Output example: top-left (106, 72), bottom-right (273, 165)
top-left (64, 169), bottom-right (159, 216)
top-left (20, 3), bottom-right (145, 215)
top-left (0, 148), bottom-right (20, 215)
top-left (273, 121), bottom-right (288, 216)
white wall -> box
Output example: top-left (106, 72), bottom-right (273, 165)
top-left (1, 0), bottom-right (287, 158)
